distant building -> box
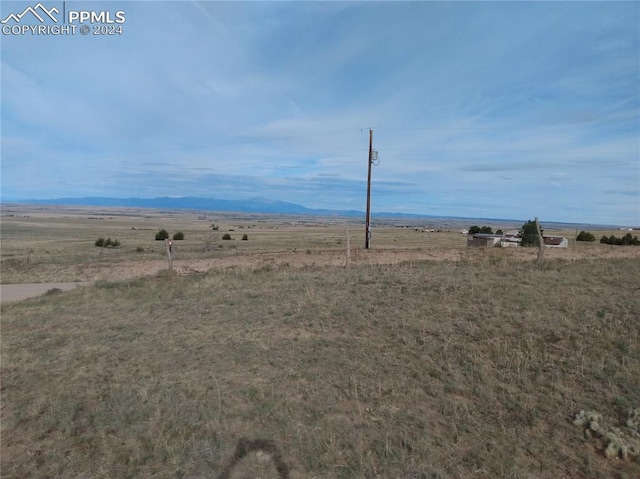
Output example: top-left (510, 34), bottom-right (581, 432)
top-left (500, 237), bottom-right (521, 247)
top-left (466, 233), bottom-right (503, 247)
top-left (466, 233), bottom-right (567, 248)
top-left (543, 236), bottom-right (568, 248)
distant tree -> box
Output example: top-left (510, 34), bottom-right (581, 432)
top-left (95, 237), bottom-right (105, 247)
top-left (621, 232), bottom-right (635, 245)
top-left (173, 231), bottom-right (185, 240)
top-left (576, 231), bottom-right (596, 242)
top-left (155, 229), bottom-right (169, 241)
top-left (496, 229), bottom-right (504, 235)
top-left (104, 238), bottom-right (113, 247)
top-left (469, 225), bottom-right (493, 234)
top-left (222, 233), bottom-right (232, 240)
top-left (600, 234), bottom-right (640, 246)
top-left (242, 234), bottom-right (248, 240)
top-left (519, 219), bottom-right (543, 247)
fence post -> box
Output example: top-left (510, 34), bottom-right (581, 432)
top-left (345, 228), bottom-right (351, 268)
top-left (165, 238), bottom-right (173, 270)
top-left (535, 217), bottom-right (545, 264)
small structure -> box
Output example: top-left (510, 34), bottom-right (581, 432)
top-left (467, 232), bottom-right (567, 248)
top-left (500, 237), bottom-right (521, 247)
top-left (467, 233), bottom-right (503, 248)
top-left (543, 236), bottom-right (568, 248)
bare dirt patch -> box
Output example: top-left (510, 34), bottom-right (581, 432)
top-left (0, 282), bottom-right (91, 304)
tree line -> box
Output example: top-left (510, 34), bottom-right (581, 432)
top-left (600, 232), bottom-right (639, 246)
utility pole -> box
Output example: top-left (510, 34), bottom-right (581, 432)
top-left (365, 128), bottom-right (373, 249)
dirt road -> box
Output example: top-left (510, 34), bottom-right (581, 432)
top-left (0, 282), bottom-right (91, 304)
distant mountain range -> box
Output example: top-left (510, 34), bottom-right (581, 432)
top-left (14, 196), bottom-right (416, 218)
top-left (5, 196), bottom-right (622, 229)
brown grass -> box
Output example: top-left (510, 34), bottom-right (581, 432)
top-left (2, 253), bottom-right (639, 478)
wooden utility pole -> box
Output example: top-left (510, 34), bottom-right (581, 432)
top-left (365, 128), bottom-right (373, 249)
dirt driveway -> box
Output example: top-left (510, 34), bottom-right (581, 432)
top-left (0, 282), bottom-right (91, 304)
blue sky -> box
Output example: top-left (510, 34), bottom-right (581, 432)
top-left (1, 1), bottom-right (638, 225)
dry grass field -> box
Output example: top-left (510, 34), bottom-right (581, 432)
top-left (2, 205), bottom-right (640, 478)
top-left (1, 204), bottom-right (636, 284)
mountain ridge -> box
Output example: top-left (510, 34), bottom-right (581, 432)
top-left (2, 196), bottom-right (623, 228)
top-left (15, 196), bottom-right (368, 216)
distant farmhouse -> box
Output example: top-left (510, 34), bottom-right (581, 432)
top-left (467, 231), bottom-right (568, 248)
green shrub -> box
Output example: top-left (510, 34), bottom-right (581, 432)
top-left (622, 232), bottom-right (636, 245)
top-left (222, 233), bottom-right (232, 240)
top-left (155, 229), bottom-right (169, 241)
top-left (576, 231), bottom-right (596, 242)
top-left (600, 233), bottom-right (639, 246)
top-left (469, 225), bottom-right (493, 234)
top-left (519, 219), bottom-right (543, 247)
top-left (173, 231), bottom-right (185, 240)
top-left (136, 246), bottom-right (144, 253)
top-left (242, 234), bottom-right (248, 240)
top-left (96, 237), bottom-right (120, 248)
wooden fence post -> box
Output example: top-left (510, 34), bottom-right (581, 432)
top-left (535, 217), bottom-right (545, 264)
top-left (345, 228), bottom-right (351, 268)
top-left (165, 238), bottom-right (173, 270)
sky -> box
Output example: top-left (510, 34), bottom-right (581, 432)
top-left (1, 0), bottom-right (639, 225)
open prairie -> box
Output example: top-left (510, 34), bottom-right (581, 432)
top-left (1, 204), bottom-right (637, 285)
top-left (1, 205), bottom-right (639, 478)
